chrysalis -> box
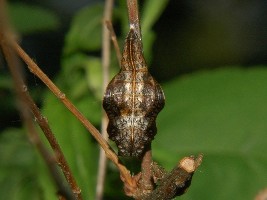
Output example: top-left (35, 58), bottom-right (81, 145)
top-left (103, 29), bottom-right (165, 157)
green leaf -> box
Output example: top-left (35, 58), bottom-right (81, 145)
top-left (141, 0), bottom-right (169, 36)
top-left (141, 0), bottom-right (169, 64)
top-left (64, 4), bottom-right (104, 55)
top-left (84, 57), bottom-right (103, 100)
top-left (153, 67), bottom-right (267, 199)
top-left (142, 30), bottom-right (156, 65)
top-left (8, 3), bottom-right (60, 34)
top-left (0, 73), bottom-right (12, 90)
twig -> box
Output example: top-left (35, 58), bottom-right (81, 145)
top-left (0, 1), bottom-right (76, 199)
top-left (0, 34), bottom-right (76, 200)
top-left (140, 148), bottom-right (153, 194)
top-left (22, 80), bottom-right (82, 199)
top-left (105, 20), bottom-right (121, 64)
top-left (146, 155), bottom-right (203, 200)
top-left (127, 0), bottom-right (141, 40)
top-left (8, 36), bottom-right (134, 189)
top-left (96, 0), bottom-right (114, 199)
top-left (131, 148), bottom-right (154, 199)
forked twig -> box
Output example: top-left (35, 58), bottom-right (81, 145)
top-left (146, 155), bottom-right (203, 200)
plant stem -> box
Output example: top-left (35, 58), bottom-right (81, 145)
top-left (127, 0), bottom-right (142, 39)
top-left (0, 35), bottom-right (76, 200)
top-left (0, 1), bottom-right (77, 199)
top-left (96, 0), bottom-right (114, 199)
top-left (9, 38), bottom-right (134, 190)
top-left (105, 20), bottom-right (121, 64)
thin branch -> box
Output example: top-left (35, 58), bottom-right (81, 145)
top-left (8, 39), bottom-right (134, 189)
top-left (96, 0), bottom-right (114, 199)
top-left (23, 81), bottom-right (82, 199)
top-left (127, 0), bottom-right (141, 40)
top-left (0, 1), bottom-right (76, 199)
top-left (25, 76), bottom-right (82, 199)
top-left (105, 20), bottom-right (121, 64)
top-left (131, 148), bottom-right (154, 199)
top-left (0, 35), bottom-right (76, 200)
top-left (139, 148), bottom-right (153, 194)
top-left (146, 155), bottom-right (203, 200)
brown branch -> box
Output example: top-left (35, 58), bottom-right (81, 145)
top-left (0, 35), bottom-right (76, 200)
top-left (146, 155), bottom-right (203, 200)
top-left (123, 154), bottom-right (203, 200)
top-left (105, 20), bottom-right (121, 64)
top-left (127, 0), bottom-right (142, 40)
top-left (24, 89), bottom-right (81, 198)
top-left (7, 37), bottom-right (134, 189)
top-left (131, 148), bottom-right (154, 199)
top-left (0, 1), bottom-right (77, 199)
top-left (22, 81), bottom-right (82, 199)
top-left (139, 149), bottom-right (154, 194)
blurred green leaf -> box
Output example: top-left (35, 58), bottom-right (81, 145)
top-left (84, 57), bottom-right (103, 100)
top-left (153, 67), bottom-right (267, 200)
top-left (62, 53), bottom-right (92, 98)
top-left (142, 30), bottom-right (156, 65)
top-left (8, 3), bottom-right (60, 34)
top-left (0, 128), bottom-right (41, 200)
top-left (64, 4), bottom-right (104, 55)
top-left (141, 0), bottom-right (169, 36)
top-left (141, 0), bottom-right (169, 64)
top-left (0, 73), bottom-right (12, 90)
top-left (62, 53), bottom-right (103, 100)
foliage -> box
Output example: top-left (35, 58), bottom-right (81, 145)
top-left (154, 67), bottom-right (267, 199)
top-left (1, 1), bottom-right (267, 200)
top-left (0, 128), bottom-right (42, 200)
top-left (8, 2), bottom-right (60, 34)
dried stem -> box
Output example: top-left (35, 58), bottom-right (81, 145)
top-left (0, 1), bottom-right (76, 199)
top-left (22, 79), bottom-right (82, 198)
top-left (105, 20), bottom-right (121, 64)
top-left (0, 35), bottom-right (76, 200)
top-left (8, 39), bottom-right (133, 188)
top-left (127, 0), bottom-right (141, 39)
top-left (96, 0), bottom-right (114, 199)
top-left (146, 155), bottom-right (203, 200)
top-left (140, 148), bottom-right (153, 194)
top-left (131, 148), bottom-right (154, 199)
